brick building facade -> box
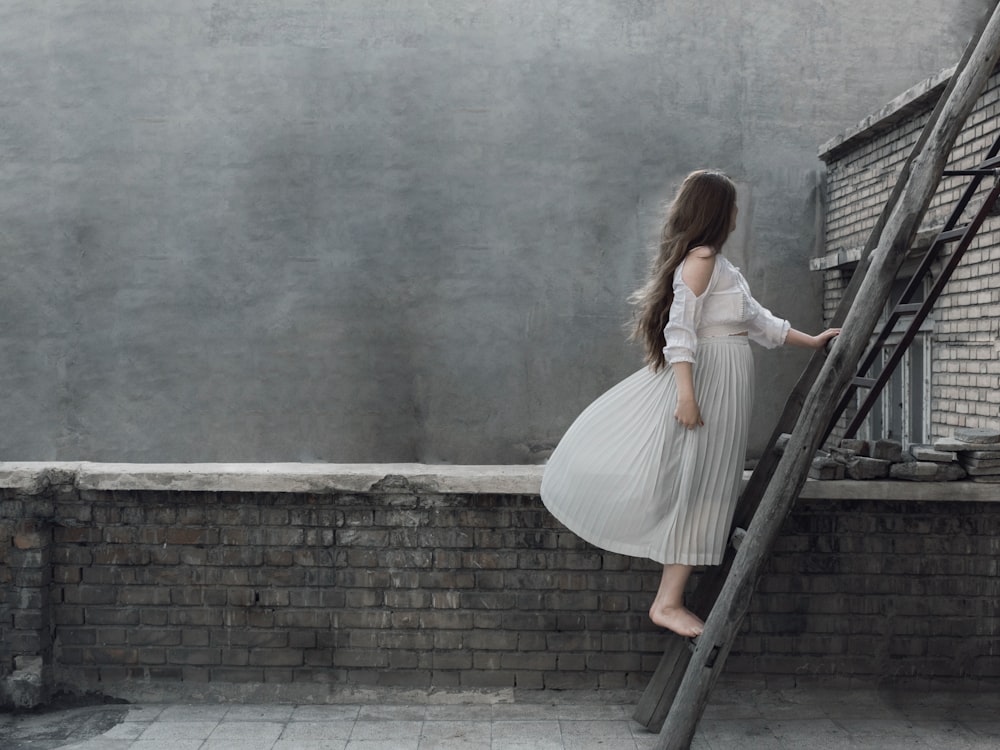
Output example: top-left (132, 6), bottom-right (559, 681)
top-left (815, 65), bottom-right (1000, 447)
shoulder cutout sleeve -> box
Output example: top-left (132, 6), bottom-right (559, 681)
top-left (663, 258), bottom-right (714, 364)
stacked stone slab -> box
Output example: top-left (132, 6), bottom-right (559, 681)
top-left (803, 436), bottom-right (969, 481)
top-left (935, 428), bottom-right (1000, 483)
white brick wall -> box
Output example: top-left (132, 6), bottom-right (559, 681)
top-left (820, 69), bottom-right (1000, 442)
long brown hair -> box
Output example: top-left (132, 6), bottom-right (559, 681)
top-left (629, 170), bottom-right (737, 370)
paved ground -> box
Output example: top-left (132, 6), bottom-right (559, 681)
top-left (3, 686), bottom-right (999, 749)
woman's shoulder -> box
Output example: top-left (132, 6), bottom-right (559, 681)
top-left (686, 245), bottom-right (717, 260)
top-left (679, 246), bottom-right (718, 272)
top-left (677, 246), bottom-right (718, 296)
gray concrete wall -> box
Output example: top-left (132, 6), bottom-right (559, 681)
top-left (0, 1), bottom-right (991, 463)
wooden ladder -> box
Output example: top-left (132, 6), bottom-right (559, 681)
top-left (632, 4), bottom-right (1000, 747)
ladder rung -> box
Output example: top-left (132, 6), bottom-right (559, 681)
top-left (894, 303), bottom-right (922, 314)
top-left (942, 168), bottom-right (1000, 176)
top-left (730, 528), bottom-right (747, 550)
top-left (935, 227), bottom-right (968, 242)
top-left (979, 154), bottom-right (1000, 169)
top-left (852, 377), bottom-right (877, 388)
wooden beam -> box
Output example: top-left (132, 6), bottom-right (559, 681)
top-left (653, 4), bottom-right (1000, 748)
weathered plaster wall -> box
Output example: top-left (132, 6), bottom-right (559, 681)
top-left (0, 1), bottom-right (991, 462)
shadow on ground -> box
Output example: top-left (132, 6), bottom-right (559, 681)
top-left (0, 694), bottom-right (128, 750)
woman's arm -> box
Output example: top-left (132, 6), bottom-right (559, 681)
top-left (668, 249), bottom-right (716, 430)
top-left (784, 327), bottom-right (841, 350)
top-left (672, 361), bottom-right (704, 429)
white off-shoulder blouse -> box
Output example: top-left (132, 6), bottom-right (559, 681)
top-left (663, 254), bottom-right (790, 365)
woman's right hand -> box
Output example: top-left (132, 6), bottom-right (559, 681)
top-left (675, 398), bottom-right (704, 430)
top-left (812, 328), bottom-right (842, 349)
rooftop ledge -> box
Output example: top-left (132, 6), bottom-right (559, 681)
top-left (810, 224), bottom-right (943, 271)
top-left (818, 65), bottom-right (953, 162)
top-left (0, 462), bottom-right (997, 502)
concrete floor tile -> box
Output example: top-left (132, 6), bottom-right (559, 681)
top-left (224, 704), bottom-right (296, 722)
top-left (357, 705), bottom-right (428, 721)
top-left (834, 718), bottom-right (920, 737)
top-left (960, 740), bottom-right (1000, 750)
top-left (345, 740), bottom-right (421, 750)
top-left (768, 718), bottom-right (851, 741)
top-left (491, 719), bottom-right (562, 742)
top-left (906, 720), bottom-right (988, 747)
top-left (291, 706), bottom-right (362, 721)
top-left (272, 740), bottom-right (348, 750)
top-left (426, 705), bottom-right (494, 721)
top-left (633, 737), bottom-right (659, 750)
top-left (99, 721), bottom-right (150, 740)
top-left (559, 719), bottom-right (635, 739)
top-left (121, 706), bottom-right (165, 722)
top-left (774, 737), bottom-right (854, 750)
top-left (490, 720), bottom-right (563, 749)
top-left (491, 704), bottom-right (561, 720)
top-left (553, 705), bottom-right (628, 720)
top-left (15, 689), bottom-right (1000, 750)
top-left (419, 740), bottom-right (492, 750)
top-left (963, 720), bottom-right (1000, 737)
top-left (210, 720), bottom-right (285, 742)
top-left (128, 741), bottom-right (206, 750)
top-left (138, 719), bottom-right (221, 740)
top-left (750, 701), bottom-right (832, 721)
top-left (51, 741), bottom-right (134, 750)
top-left (697, 718), bottom-right (784, 749)
top-left (280, 720), bottom-right (355, 741)
top-left (156, 704), bottom-right (230, 722)
top-left (701, 701), bottom-right (764, 720)
top-left (201, 740), bottom-right (278, 750)
top-left (350, 720), bottom-right (425, 740)
top-left (420, 720), bottom-right (492, 743)
top-left (848, 738), bottom-right (940, 750)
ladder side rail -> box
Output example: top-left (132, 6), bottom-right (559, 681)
top-left (859, 150), bottom-right (998, 356)
top-left (938, 149), bottom-right (1000, 230)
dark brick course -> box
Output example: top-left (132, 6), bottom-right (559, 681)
top-left (3, 482), bottom-right (1000, 706)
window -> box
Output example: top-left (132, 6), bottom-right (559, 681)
top-left (855, 273), bottom-right (932, 448)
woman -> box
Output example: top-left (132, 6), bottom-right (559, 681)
top-left (540, 170), bottom-right (840, 638)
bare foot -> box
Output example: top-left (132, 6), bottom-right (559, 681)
top-left (649, 604), bottom-right (704, 637)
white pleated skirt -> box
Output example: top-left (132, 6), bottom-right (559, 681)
top-left (540, 336), bottom-right (754, 566)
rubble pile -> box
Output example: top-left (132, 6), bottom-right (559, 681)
top-left (801, 427), bottom-right (1000, 482)
top-left (934, 427), bottom-right (1000, 484)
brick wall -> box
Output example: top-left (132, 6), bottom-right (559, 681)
top-left (730, 496), bottom-right (1000, 684)
top-left (3, 467), bottom-right (1000, 706)
top-left (819, 67), bottom-right (1000, 440)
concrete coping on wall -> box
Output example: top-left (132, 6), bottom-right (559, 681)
top-left (0, 462), bottom-right (997, 502)
top-left (809, 225), bottom-right (943, 271)
top-left (818, 65), bottom-right (955, 163)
